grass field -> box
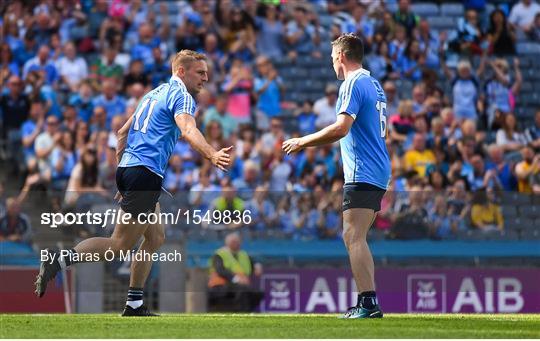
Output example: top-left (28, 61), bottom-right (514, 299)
top-left (1, 314), bottom-right (539, 338)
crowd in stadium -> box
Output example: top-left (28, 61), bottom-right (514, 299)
top-left (1, 0), bottom-right (540, 244)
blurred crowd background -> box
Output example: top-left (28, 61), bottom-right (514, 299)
top-left (1, 0), bottom-right (540, 247)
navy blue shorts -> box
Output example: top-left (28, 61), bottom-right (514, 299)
top-left (342, 182), bottom-right (386, 212)
top-left (116, 166), bottom-right (162, 216)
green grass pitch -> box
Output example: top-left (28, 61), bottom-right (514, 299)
top-left (1, 314), bottom-right (539, 338)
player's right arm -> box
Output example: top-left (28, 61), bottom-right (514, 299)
top-left (175, 114), bottom-right (232, 171)
top-left (116, 114), bottom-right (133, 164)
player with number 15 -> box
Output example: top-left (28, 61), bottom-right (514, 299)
top-left (282, 34), bottom-right (391, 319)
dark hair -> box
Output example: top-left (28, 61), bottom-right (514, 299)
top-left (81, 148), bottom-right (98, 187)
top-left (331, 33), bottom-right (364, 64)
top-left (404, 39), bottom-right (420, 60)
top-left (472, 188), bottom-right (488, 205)
top-left (488, 9), bottom-right (507, 33)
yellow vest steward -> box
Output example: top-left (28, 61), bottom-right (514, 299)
top-left (208, 247), bottom-right (252, 287)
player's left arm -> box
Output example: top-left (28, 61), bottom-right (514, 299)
top-left (282, 113), bottom-right (353, 154)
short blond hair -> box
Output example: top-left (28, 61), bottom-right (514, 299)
top-left (171, 50), bottom-right (207, 74)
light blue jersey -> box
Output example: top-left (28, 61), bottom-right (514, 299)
top-left (119, 76), bottom-right (197, 177)
top-left (336, 68), bottom-right (391, 189)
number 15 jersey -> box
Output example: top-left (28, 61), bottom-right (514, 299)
top-left (336, 68), bottom-right (391, 189)
top-left (119, 76), bottom-right (197, 177)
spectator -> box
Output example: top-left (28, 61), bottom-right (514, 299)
top-left (207, 232), bottom-right (263, 312)
top-left (496, 114), bottom-right (527, 154)
top-left (0, 44), bottom-right (20, 87)
top-left (525, 110), bottom-right (540, 152)
top-left (0, 197), bottom-right (32, 243)
top-left (34, 115), bottom-right (61, 182)
top-left (389, 100), bottom-right (415, 145)
top-left (50, 131), bottom-right (76, 194)
top-left (260, 117), bottom-right (288, 157)
top-left (515, 146), bottom-right (540, 194)
top-left (391, 187), bottom-right (431, 240)
top-left (1, 75), bottom-right (31, 138)
top-left (383, 81), bottom-right (399, 116)
top-left (389, 24), bottom-right (408, 62)
top-left (98, 145), bottom-right (117, 193)
top-left (411, 84), bottom-right (426, 114)
top-left (203, 94), bottom-right (237, 140)
top-left (392, 0), bottom-right (419, 37)
top-left (484, 58), bottom-right (522, 128)
top-left (508, 0), bottom-right (540, 35)
top-left (205, 121), bottom-right (227, 151)
top-left (221, 59), bottom-right (253, 124)
top-left (64, 147), bottom-right (105, 208)
top-left (123, 59), bottom-right (149, 92)
top-left (486, 144), bottom-right (517, 191)
top-left (255, 4), bottom-right (284, 60)
top-left (89, 46), bottom-right (124, 88)
top-left (15, 31), bottom-right (38, 68)
top-left (147, 47), bottom-right (170, 88)
top-left (3, 19), bottom-right (23, 53)
top-left (369, 41), bottom-right (398, 81)
top-left (314, 84), bottom-right (338, 129)
top-left (403, 133), bottom-right (436, 178)
top-left (375, 11), bottom-right (396, 40)
top-left (68, 80), bottom-right (95, 122)
top-left (397, 39), bottom-right (425, 81)
top-left (175, 13), bottom-right (205, 54)
top-left (294, 100), bottom-right (317, 135)
top-left (89, 106), bottom-right (108, 133)
top-left (253, 56), bottom-right (284, 131)
top-left (22, 45), bottom-right (58, 86)
top-left (21, 101), bottom-right (46, 167)
top-left (449, 9), bottom-right (484, 56)
top-left (61, 105), bottom-right (79, 134)
top-left (416, 20), bottom-right (441, 68)
top-left (291, 193), bottom-right (321, 240)
top-left (92, 79), bottom-right (126, 128)
top-left (445, 60), bottom-right (481, 122)
top-left (530, 12), bottom-right (540, 41)
top-left (374, 188), bottom-right (395, 231)
top-left (189, 168), bottom-right (221, 212)
top-left (285, 5), bottom-right (321, 60)
top-left (232, 160), bottom-right (260, 201)
top-left (470, 188), bottom-right (504, 231)
top-left (130, 23), bottom-right (161, 70)
top-left (247, 185), bottom-right (277, 231)
top-left (164, 154), bottom-right (192, 195)
top-left (487, 9), bottom-right (516, 57)
top-left (211, 183), bottom-right (244, 228)
top-left (268, 149), bottom-right (292, 191)
top-left (430, 195), bottom-right (461, 238)
top-left (56, 41), bottom-right (89, 93)
top-left (447, 179), bottom-right (472, 219)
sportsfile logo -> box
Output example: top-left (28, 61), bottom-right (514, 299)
top-left (260, 274), bottom-right (300, 313)
top-left (407, 274), bottom-right (446, 313)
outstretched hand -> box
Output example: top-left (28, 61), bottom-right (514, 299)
top-left (211, 146), bottom-right (233, 171)
top-left (282, 138), bottom-right (304, 154)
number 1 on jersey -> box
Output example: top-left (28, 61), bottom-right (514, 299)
top-left (133, 98), bottom-right (157, 134)
top-left (376, 101), bottom-right (387, 138)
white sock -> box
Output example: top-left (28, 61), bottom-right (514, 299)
top-left (126, 300), bottom-right (143, 309)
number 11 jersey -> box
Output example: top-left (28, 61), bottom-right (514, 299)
top-left (119, 76), bottom-right (197, 177)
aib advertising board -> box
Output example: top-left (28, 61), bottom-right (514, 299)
top-left (258, 268), bottom-right (540, 314)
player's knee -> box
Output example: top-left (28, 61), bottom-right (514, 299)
top-left (145, 230), bottom-right (165, 251)
top-left (342, 224), bottom-right (365, 247)
top-left (110, 237), bottom-right (135, 254)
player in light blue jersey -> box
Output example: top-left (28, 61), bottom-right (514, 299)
top-left (283, 34), bottom-right (391, 318)
top-left (36, 50), bottom-right (233, 316)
